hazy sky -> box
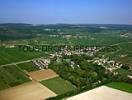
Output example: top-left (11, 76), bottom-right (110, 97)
top-left (0, 0), bottom-right (132, 24)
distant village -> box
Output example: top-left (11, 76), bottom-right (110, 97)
top-left (30, 45), bottom-right (132, 79)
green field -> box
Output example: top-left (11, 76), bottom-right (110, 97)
top-left (0, 65), bottom-right (30, 90)
top-left (17, 62), bottom-right (39, 72)
top-left (34, 33), bottom-right (131, 46)
top-left (114, 42), bottom-right (132, 66)
top-left (106, 82), bottom-right (132, 93)
top-left (41, 77), bottom-right (76, 95)
top-left (0, 24), bottom-right (132, 98)
top-left (0, 47), bottom-right (46, 65)
top-left (0, 32), bottom-right (132, 66)
top-left (99, 42), bottom-right (132, 66)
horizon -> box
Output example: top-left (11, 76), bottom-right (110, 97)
top-left (0, 0), bottom-right (132, 24)
top-left (0, 23), bottom-right (132, 26)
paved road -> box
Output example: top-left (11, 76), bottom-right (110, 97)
top-left (0, 57), bottom-right (43, 67)
top-left (0, 60), bottom-right (32, 67)
top-left (1, 42), bottom-right (132, 68)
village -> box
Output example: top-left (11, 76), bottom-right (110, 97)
top-left (31, 45), bottom-right (132, 79)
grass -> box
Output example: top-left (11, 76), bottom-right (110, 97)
top-left (106, 82), bottom-right (132, 93)
top-left (0, 33), bottom-right (131, 66)
top-left (40, 77), bottom-right (76, 95)
top-left (0, 47), bottom-right (46, 65)
top-left (0, 65), bottom-right (30, 90)
top-left (17, 62), bottom-right (40, 72)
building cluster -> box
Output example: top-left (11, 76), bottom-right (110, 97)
top-left (51, 46), bottom-right (101, 57)
top-left (1, 41), bottom-right (16, 48)
top-left (32, 58), bottom-right (50, 69)
top-left (94, 57), bottom-right (122, 72)
top-left (120, 33), bottom-right (132, 38)
top-left (31, 45), bottom-right (130, 79)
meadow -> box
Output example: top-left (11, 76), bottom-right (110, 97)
top-left (41, 77), bottom-right (76, 95)
top-left (0, 24), bottom-right (132, 99)
top-left (0, 65), bottom-right (30, 90)
top-left (0, 47), bottom-right (46, 65)
top-left (106, 82), bottom-right (132, 93)
top-left (17, 62), bottom-right (40, 72)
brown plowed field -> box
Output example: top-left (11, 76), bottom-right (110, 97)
top-left (29, 69), bottom-right (59, 81)
top-left (0, 81), bottom-right (56, 100)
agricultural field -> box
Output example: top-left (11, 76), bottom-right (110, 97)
top-left (0, 81), bottom-right (56, 100)
top-left (113, 42), bottom-right (132, 66)
top-left (41, 77), bottom-right (76, 95)
top-left (0, 65), bottom-right (30, 90)
top-left (98, 42), bottom-right (132, 66)
top-left (0, 47), bottom-right (46, 65)
top-left (0, 24), bottom-right (132, 99)
top-left (67, 86), bottom-right (132, 100)
top-left (0, 31), bottom-right (131, 66)
top-left (67, 33), bottom-right (131, 46)
top-left (26, 32), bottom-right (131, 46)
top-left (106, 82), bottom-right (132, 93)
top-left (29, 69), bottom-right (59, 81)
top-left (17, 62), bottom-right (40, 72)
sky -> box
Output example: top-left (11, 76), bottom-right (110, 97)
top-left (0, 0), bottom-right (132, 24)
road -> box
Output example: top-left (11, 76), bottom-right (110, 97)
top-left (0, 60), bottom-right (32, 67)
top-left (0, 57), bottom-right (43, 67)
top-left (0, 42), bottom-right (132, 68)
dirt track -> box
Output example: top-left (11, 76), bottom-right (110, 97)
top-left (29, 69), bottom-right (59, 81)
top-left (67, 86), bottom-right (132, 100)
top-left (0, 81), bottom-right (56, 100)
